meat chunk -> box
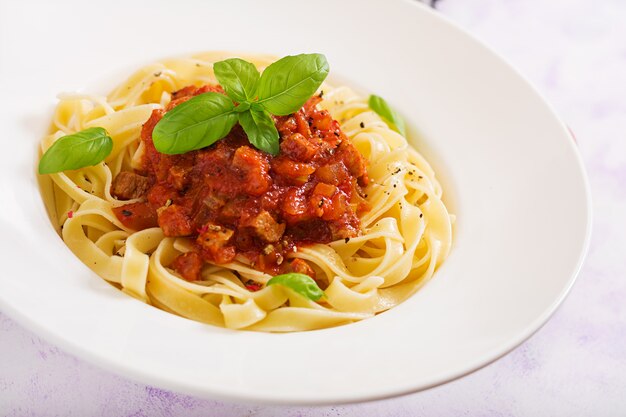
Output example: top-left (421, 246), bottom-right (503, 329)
top-left (196, 223), bottom-right (236, 264)
top-left (314, 162), bottom-right (350, 186)
top-left (271, 156), bottom-right (316, 183)
top-left (170, 252), bottom-right (203, 281)
top-left (111, 172), bottom-right (151, 200)
top-left (243, 210), bottom-right (286, 243)
top-left (280, 133), bottom-right (318, 161)
top-left (336, 142), bottom-right (367, 179)
top-left (285, 258), bottom-right (316, 280)
top-left (328, 214), bottom-right (360, 240)
top-left (157, 204), bottom-right (193, 236)
top-left (167, 165), bottom-right (190, 190)
top-left (231, 146), bottom-right (272, 196)
top-left (203, 194), bottom-right (226, 211)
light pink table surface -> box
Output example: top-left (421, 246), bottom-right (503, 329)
top-left (2, 1), bottom-right (625, 415)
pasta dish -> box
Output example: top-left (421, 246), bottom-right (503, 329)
top-left (38, 52), bottom-right (453, 331)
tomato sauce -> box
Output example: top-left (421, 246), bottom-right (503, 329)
top-left (112, 84), bottom-right (369, 281)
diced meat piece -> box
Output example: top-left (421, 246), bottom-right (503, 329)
top-left (310, 109), bottom-right (332, 131)
top-left (260, 189), bottom-right (282, 212)
top-left (203, 194), bottom-right (225, 211)
top-left (170, 252), bottom-right (203, 281)
top-left (280, 133), bottom-right (318, 161)
top-left (231, 146), bottom-right (272, 196)
top-left (167, 165), bottom-right (190, 190)
top-left (312, 183), bottom-right (337, 197)
top-left (285, 258), bottom-right (316, 280)
top-left (314, 162), bottom-right (350, 186)
top-left (276, 115), bottom-right (297, 137)
top-left (294, 110), bottom-right (312, 137)
top-left (196, 223), bottom-right (236, 264)
top-left (310, 185), bottom-right (348, 220)
top-left (157, 204), bottom-right (193, 236)
top-left (323, 192), bottom-right (351, 221)
top-left (287, 219), bottom-right (332, 243)
top-left (310, 183), bottom-right (338, 218)
top-left (329, 215), bottom-right (360, 240)
top-left (111, 171), bottom-right (151, 200)
top-left (219, 196), bottom-right (248, 221)
top-left (282, 187), bottom-right (309, 222)
top-left (112, 202), bottom-right (158, 231)
top-left (336, 142), bottom-right (367, 179)
top-left (271, 156), bottom-right (316, 182)
top-left (243, 210), bottom-right (286, 243)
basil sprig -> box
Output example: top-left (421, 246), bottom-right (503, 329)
top-left (267, 273), bottom-right (324, 301)
top-left (368, 94), bottom-right (406, 136)
top-left (153, 53), bottom-right (329, 156)
top-left (38, 127), bottom-right (113, 174)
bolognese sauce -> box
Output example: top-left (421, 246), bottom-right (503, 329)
top-left (111, 84), bottom-right (369, 281)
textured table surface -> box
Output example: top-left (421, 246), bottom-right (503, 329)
top-left (2, 1), bottom-right (625, 416)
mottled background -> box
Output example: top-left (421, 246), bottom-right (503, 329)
top-left (2, 0), bottom-right (625, 416)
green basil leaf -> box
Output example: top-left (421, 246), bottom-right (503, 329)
top-left (213, 58), bottom-right (260, 102)
top-left (368, 94), bottom-right (406, 136)
top-left (267, 273), bottom-right (324, 301)
top-left (238, 109), bottom-right (279, 155)
top-left (256, 53), bottom-right (329, 116)
top-left (38, 127), bottom-right (113, 174)
top-left (153, 92), bottom-right (238, 154)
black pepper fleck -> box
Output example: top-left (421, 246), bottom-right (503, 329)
top-left (360, 122), bottom-right (365, 128)
top-left (121, 210), bottom-right (132, 217)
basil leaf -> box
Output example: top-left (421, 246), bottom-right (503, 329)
top-left (153, 92), bottom-right (238, 154)
top-left (257, 53), bottom-right (329, 116)
top-left (368, 94), bottom-right (406, 136)
top-left (38, 127), bottom-right (112, 174)
top-left (238, 109), bottom-right (279, 155)
top-left (213, 58), bottom-right (260, 103)
top-left (267, 273), bottom-right (324, 301)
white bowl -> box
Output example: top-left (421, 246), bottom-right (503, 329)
top-left (0, 0), bottom-right (590, 405)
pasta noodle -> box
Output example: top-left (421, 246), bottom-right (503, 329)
top-left (39, 52), bottom-right (453, 332)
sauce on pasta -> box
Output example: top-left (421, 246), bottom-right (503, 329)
top-left (111, 84), bottom-right (370, 281)
top-left (38, 52), bottom-right (453, 331)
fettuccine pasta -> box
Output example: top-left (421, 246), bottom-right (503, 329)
top-left (39, 52), bottom-right (453, 332)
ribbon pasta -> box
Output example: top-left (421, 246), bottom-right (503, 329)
top-left (39, 52), bottom-right (453, 332)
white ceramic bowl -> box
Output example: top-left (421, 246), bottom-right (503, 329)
top-left (0, 0), bottom-right (590, 405)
